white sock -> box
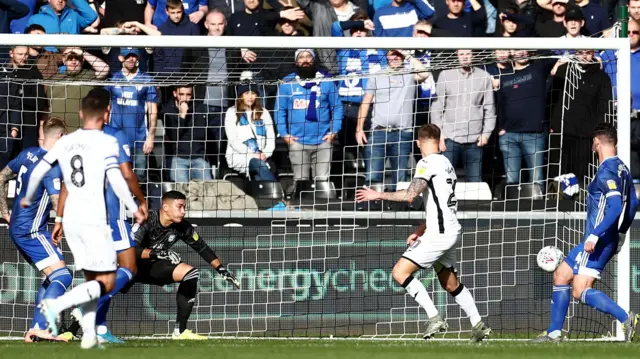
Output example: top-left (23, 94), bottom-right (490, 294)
top-left (548, 330), bottom-right (562, 339)
top-left (51, 281), bottom-right (102, 314)
top-left (80, 299), bottom-right (98, 339)
top-left (404, 277), bottom-right (439, 318)
top-left (453, 285), bottom-right (481, 326)
top-left (97, 325), bottom-right (108, 335)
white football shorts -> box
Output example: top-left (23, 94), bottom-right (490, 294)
top-left (402, 232), bottom-right (460, 272)
top-left (63, 223), bottom-right (117, 272)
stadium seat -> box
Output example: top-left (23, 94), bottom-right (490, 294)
top-left (247, 181), bottom-right (285, 200)
top-left (292, 180), bottom-right (338, 201)
top-left (455, 182), bottom-right (493, 201)
top-left (246, 181), bottom-right (285, 209)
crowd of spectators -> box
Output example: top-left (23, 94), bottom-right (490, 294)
top-left (0, 0), bottom-right (638, 210)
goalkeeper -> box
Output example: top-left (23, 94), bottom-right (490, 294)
top-left (132, 190), bottom-right (239, 340)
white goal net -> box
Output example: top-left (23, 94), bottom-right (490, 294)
top-left (0, 34), bottom-right (632, 341)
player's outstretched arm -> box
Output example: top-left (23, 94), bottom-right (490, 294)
top-left (119, 161), bottom-right (148, 218)
top-left (184, 229), bottom-right (240, 288)
top-left (0, 166), bottom-right (16, 223)
top-left (355, 178), bottom-right (428, 203)
top-left (105, 167), bottom-right (143, 223)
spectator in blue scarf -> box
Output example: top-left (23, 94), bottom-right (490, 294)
top-left (275, 49), bottom-right (343, 182)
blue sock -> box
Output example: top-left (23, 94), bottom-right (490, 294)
top-left (31, 280), bottom-right (49, 329)
top-left (96, 267), bottom-right (134, 327)
top-left (43, 267), bottom-right (72, 300)
top-left (547, 285), bottom-right (570, 337)
top-left (581, 288), bottom-right (628, 323)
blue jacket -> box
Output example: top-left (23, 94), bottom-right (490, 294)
top-left (275, 73), bottom-right (344, 146)
top-left (632, 50), bottom-right (640, 110)
top-left (580, 1), bottom-right (609, 36)
top-left (373, 0), bottom-right (434, 37)
top-left (26, 0), bottom-right (97, 34)
top-left (1, 0), bottom-right (29, 33)
top-left (331, 21), bottom-right (386, 104)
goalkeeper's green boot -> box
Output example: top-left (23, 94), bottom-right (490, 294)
top-left (172, 329), bottom-right (208, 340)
top-left (423, 314), bottom-right (448, 339)
top-left (622, 311), bottom-right (639, 342)
top-left (531, 331), bottom-right (563, 343)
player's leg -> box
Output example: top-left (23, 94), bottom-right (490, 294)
top-left (435, 268), bottom-right (481, 326)
top-left (434, 237), bottom-right (490, 342)
top-left (39, 224), bottom-right (117, 348)
top-left (573, 274), bottom-right (638, 341)
top-left (391, 258), bottom-right (440, 321)
top-left (13, 233), bottom-right (72, 341)
top-left (533, 258), bottom-right (574, 342)
top-left (76, 270), bottom-right (117, 349)
top-left (93, 220), bottom-right (138, 343)
top-left (392, 240), bottom-right (443, 339)
top-left (171, 262), bottom-right (206, 340)
top-left (571, 242), bottom-right (637, 341)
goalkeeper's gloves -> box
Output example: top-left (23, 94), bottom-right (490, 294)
top-left (149, 249), bottom-right (181, 265)
top-left (216, 265), bottom-right (240, 289)
top-left (554, 173), bottom-right (579, 198)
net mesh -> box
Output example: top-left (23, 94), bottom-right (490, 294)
top-left (0, 36), bottom-right (630, 340)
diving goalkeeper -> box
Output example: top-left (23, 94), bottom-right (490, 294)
top-left (132, 190), bottom-right (239, 340)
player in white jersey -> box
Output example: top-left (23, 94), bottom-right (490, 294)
top-left (356, 124), bottom-right (490, 342)
top-left (21, 88), bottom-right (146, 349)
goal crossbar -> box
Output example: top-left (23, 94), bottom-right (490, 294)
top-left (0, 34), bottom-right (630, 50)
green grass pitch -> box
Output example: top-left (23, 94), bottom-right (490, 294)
top-left (1, 339), bottom-right (639, 359)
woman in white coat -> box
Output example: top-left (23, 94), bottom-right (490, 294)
top-left (224, 84), bottom-right (278, 182)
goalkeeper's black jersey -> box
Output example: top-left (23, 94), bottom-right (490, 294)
top-left (133, 210), bottom-right (217, 263)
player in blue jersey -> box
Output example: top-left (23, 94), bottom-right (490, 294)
top-left (105, 48), bottom-right (159, 181)
top-left (53, 98), bottom-right (149, 344)
top-left (534, 123), bottom-right (640, 342)
top-left (0, 118), bottom-right (71, 342)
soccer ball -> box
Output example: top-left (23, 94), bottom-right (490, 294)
top-left (537, 246), bottom-right (565, 273)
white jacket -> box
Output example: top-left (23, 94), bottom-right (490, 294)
top-left (224, 106), bottom-right (276, 175)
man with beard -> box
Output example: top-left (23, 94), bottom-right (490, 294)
top-left (275, 49), bottom-right (343, 183)
top-left (356, 50), bottom-right (431, 192)
top-left (0, 45), bottom-right (48, 168)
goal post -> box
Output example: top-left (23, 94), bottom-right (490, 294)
top-left (0, 33), bottom-right (632, 340)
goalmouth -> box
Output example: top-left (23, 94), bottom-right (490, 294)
top-left (0, 34), bottom-right (632, 341)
